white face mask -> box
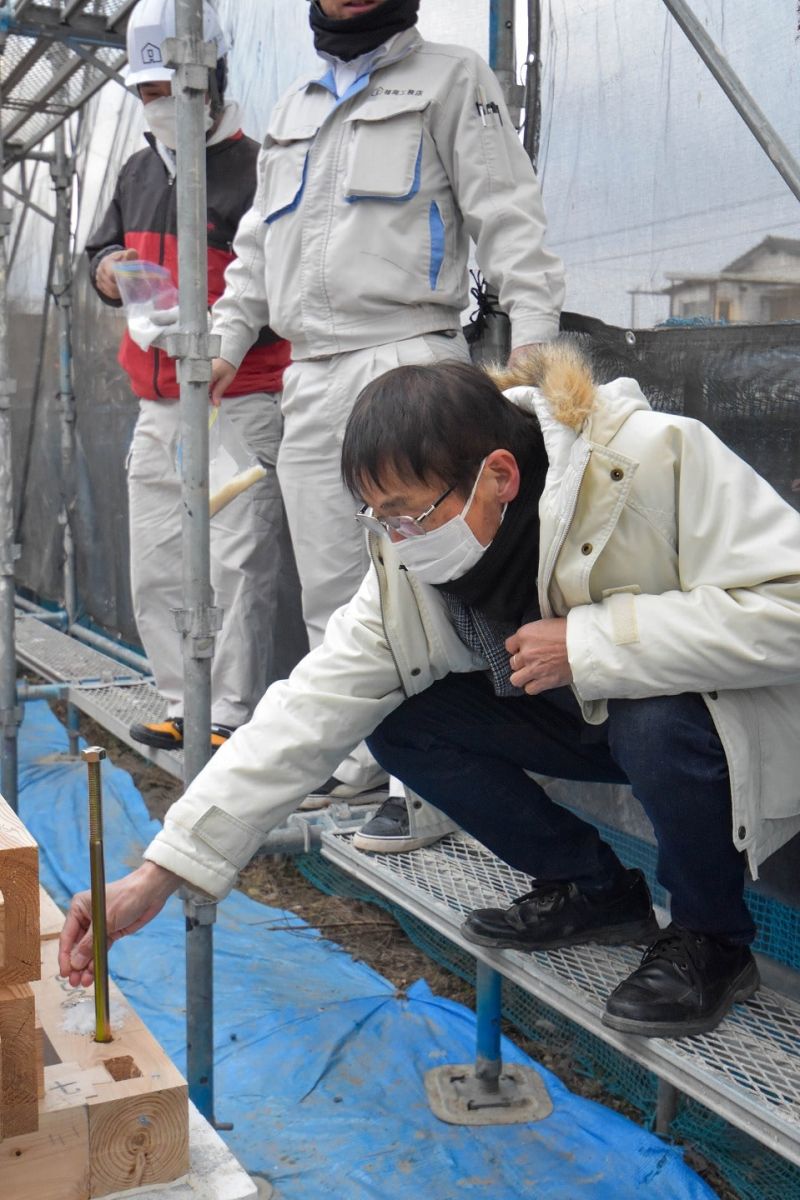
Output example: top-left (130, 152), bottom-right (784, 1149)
top-left (143, 95), bottom-right (214, 150)
top-left (393, 460), bottom-right (497, 585)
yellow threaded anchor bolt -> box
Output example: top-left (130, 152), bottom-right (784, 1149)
top-left (82, 746), bottom-right (113, 1043)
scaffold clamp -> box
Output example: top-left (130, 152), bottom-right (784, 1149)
top-left (0, 378), bottom-right (18, 405)
top-left (163, 35), bottom-right (217, 92)
top-left (165, 331), bottom-right (221, 381)
top-left (0, 542), bottom-right (21, 573)
top-left (181, 887), bottom-right (217, 927)
top-left (0, 703), bottom-right (24, 731)
top-left (172, 603), bottom-right (223, 659)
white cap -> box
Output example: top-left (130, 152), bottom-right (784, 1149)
top-left (125, 0), bottom-right (227, 90)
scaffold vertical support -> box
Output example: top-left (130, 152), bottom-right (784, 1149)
top-left (489, 0), bottom-right (524, 124)
top-left (656, 1078), bottom-right (680, 1136)
top-left (0, 20), bottom-right (21, 812)
top-left (164, 0), bottom-right (222, 1125)
top-left (522, 0), bottom-right (543, 170)
top-left (51, 124), bottom-right (80, 756)
top-left (475, 959), bottom-right (503, 1090)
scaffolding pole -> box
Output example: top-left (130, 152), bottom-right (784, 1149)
top-left (0, 30), bottom-right (20, 812)
top-left (481, 0), bottom-right (522, 365)
top-left (662, 0), bottom-right (800, 205)
top-left (489, 0), bottom-right (524, 124)
top-left (164, 0), bottom-right (222, 1125)
top-left (522, 0), bottom-right (542, 170)
top-left (51, 126), bottom-right (81, 755)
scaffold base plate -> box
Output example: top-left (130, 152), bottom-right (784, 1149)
top-left (425, 1063), bottom-right (554, 1126)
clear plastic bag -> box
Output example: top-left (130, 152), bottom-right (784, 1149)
top-left (112, 259), bottom-right (179, 351)
top-left (112, 259), bottom-right (178, 310)
top-left (174, 407), bottom-right (267, 515)
top-left (207, 407), bottom-right (267, 517)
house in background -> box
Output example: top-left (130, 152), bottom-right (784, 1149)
top-left (663, 236), bottom-right (800, 322)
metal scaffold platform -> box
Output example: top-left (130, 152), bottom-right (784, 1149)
top-left (15, 609), bottom-right (183, 778)
top-left (321, 828), bottom-right (800, 1167)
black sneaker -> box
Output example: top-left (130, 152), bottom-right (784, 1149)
top-left (602, 924), bottom-right (760, 1038)
top-left (352, 796), bottom-right (445, 853)
top-left (461, 868), bottom-right (659, 952)
top-left (300, 775), bottom-right (389, 811)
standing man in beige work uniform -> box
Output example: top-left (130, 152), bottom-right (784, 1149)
top-left (211, 0), bottom-right (565, 847)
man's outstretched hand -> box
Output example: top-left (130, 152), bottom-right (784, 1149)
top-left (58, 861), bottom-right (182, 989)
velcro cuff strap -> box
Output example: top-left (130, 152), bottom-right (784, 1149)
top-left (192, 805), bottom-right (264, 867)
top-left (608, 591), bottom-right (640, 646)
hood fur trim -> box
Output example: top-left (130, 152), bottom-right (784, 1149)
top-left (488, 342), bottom-right (597, 431)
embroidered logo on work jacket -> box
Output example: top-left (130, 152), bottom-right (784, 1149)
top-left (370, 87), bottom-right (424, 97)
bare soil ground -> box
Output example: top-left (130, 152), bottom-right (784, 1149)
top-left (51, 702), bottom-right (738, 1199)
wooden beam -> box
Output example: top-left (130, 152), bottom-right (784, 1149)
top-left (35, 1014), bottom-right (45, 1100)
top-left (0, 797), bottom-right (41, 986)
top-left (33, 939), bottom-right (188, 1195)
top-left (39, 887), bottom-right (64, 944)
top-left (0, 1064), bottom-right (91, 1200)
top-left (0, 982), bottom-right (39, 1138)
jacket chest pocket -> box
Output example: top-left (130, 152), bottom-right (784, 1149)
top-left (259, 136), bottom-right (315, 225)
top-left (343, 101), bottom-right (428, 201)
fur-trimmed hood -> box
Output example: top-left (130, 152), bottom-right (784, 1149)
top-left (490, 342), bottom-right (597, 431)
top-left (490, 342), bottom-right (652, 448)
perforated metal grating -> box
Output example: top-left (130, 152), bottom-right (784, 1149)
top-left (15, 614), bottom-right (141, 681)
top-left (300, 848), bottom-right (800, 1200)
top-left (322, 829), bottom-right (800, 1168)
top-left (1, 0), bottom-right (130, 165)
top-left (15, 614), bottom-right (183, 778)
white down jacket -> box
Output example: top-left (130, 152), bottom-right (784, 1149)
top-left (145, 355), bottom-right (800, 897)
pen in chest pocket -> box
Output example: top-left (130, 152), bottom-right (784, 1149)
top-left (475, 85), bottom-right (503, 128)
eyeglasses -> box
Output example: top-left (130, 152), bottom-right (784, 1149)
top-left (355, 484), bottom-right (455, 539)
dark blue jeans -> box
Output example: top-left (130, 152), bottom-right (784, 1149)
top-left (367, 672), bottom-right (755, 943)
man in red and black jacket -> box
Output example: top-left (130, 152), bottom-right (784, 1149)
top-left (86, 0), bottom-right (299, 752)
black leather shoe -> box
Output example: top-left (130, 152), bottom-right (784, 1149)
top-left (602, 924), bottom-right (760, 1038)
top-left (461, 868), bottom-right (659, 951)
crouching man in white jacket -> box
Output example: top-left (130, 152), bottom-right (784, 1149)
top-left (60, 344), bottom-right (800, 1039)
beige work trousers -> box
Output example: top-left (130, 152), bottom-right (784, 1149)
top-left (278, 330), bottom-right (469, 832)
top-left (127, 392), bottom-right (305, 729)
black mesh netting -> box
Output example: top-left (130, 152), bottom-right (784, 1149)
top-left (560, 314), bottom-right (800, 515)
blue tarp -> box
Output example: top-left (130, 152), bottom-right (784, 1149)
top-left (18, 700), bottom-right (716, 1199)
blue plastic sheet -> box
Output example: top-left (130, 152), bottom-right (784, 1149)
top-left (18, 700), bottom-right (716, 1199)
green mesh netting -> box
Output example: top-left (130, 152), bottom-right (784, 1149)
top-left (296, 848), bottom-right (800, 1200)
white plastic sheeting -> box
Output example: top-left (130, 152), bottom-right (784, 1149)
top-left (538, 0), bottom-right (800, 325)
top-left (8, 0), bottom-right (800, 326)
top-left (6, 0), bottom-right (490, 307)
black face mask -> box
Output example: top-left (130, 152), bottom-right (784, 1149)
top-left (309, 0), bottom-right (420, 62)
